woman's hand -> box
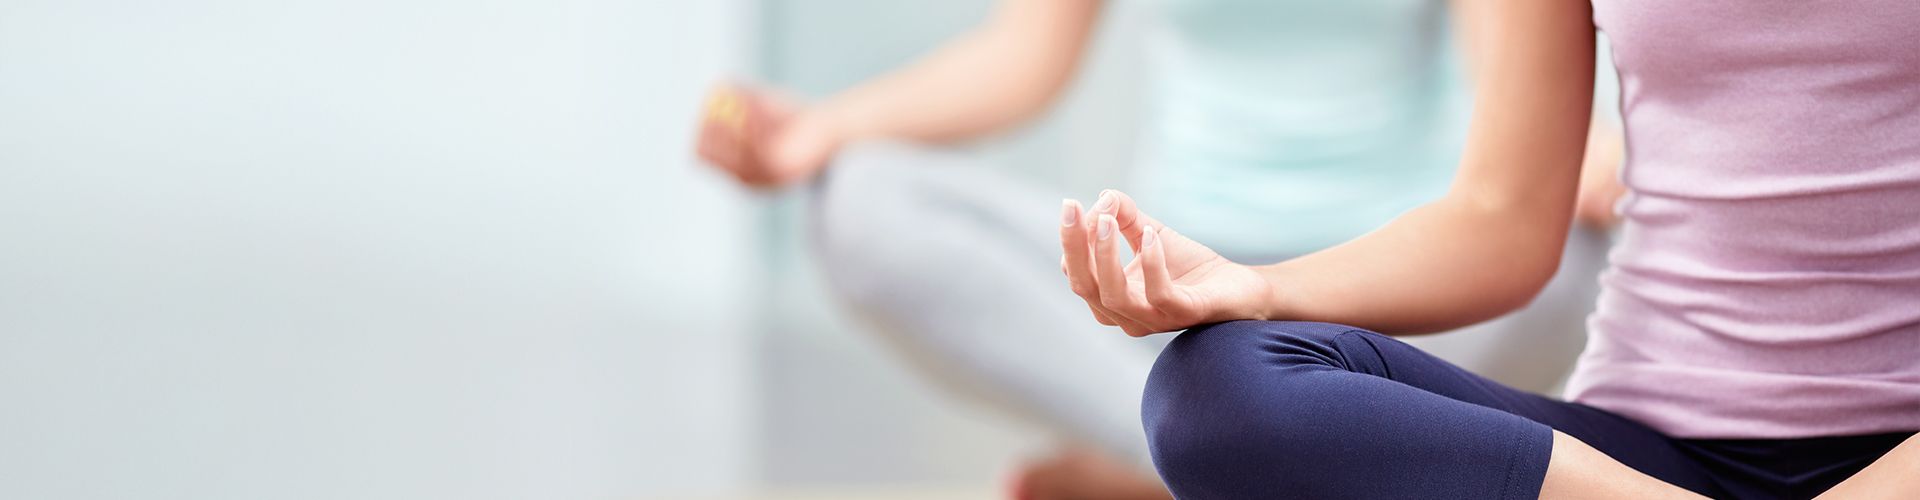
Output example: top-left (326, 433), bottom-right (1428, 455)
top-left (1060, 190), bottom-right (1276, 337)
top-left (694, 83), bottom-right (844, 189)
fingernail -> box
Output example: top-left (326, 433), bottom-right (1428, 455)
top-left (1093, 191), bottom-right (1116, 212)
top-left (1098, 215), bottom-right (1114, 240)
top-left (1061, 199), bottom-right (1079, 226)
top-left (1142, 225), bottom-right (1157, 247)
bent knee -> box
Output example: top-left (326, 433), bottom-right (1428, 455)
top-left (1142, 320), bottom-right (1362, 418)
top-left (1142, 320), bottom-right (1365, 420)
top-left (1148, 321), bottom-right (1366, 383)
top-left (807, 141), bottom-right (968, 247)
top-left (807, 145), bottom-right (929, 279)
top-left (810, 143), bottom-right (916, 246)
top-left (808, 142), bottom-right (986, 309)
top-left (1142, 321), bottom-right (1381, 492)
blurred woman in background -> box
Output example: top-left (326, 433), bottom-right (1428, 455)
top-left (695, 1), bottom-right (1621, 498)
top-left (1057, 1), bottom-right (1920, 498)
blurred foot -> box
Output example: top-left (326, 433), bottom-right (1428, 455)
top-left (1005, 447), bottom-right (1173, 500)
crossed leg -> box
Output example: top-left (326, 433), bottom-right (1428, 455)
top-left (1816, 433), bottom-right (1920, 499)
top-left (1144, 321), bottom-right (1718, 499)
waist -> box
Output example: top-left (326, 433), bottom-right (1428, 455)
top-left (1601, 177), bottom-right (1920, 342)
top-left (1571, 242), bottom-right (1920, 438)
top-left (1567, 354), bottom-right (1920, 438)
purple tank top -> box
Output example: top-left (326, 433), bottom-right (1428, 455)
top-left (1566, 0), bottom-right (1920, 438)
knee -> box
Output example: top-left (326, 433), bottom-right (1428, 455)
top-left (1144, 321), bottom-right (1358, 397)
top-left (805, 141), bottom-right (944, 305)
top-left (810, 142), bottom-right (910, 249)
top-left (1142, 320), bottom-right (1355, 435)
top-left (1141, 321), bottom-right (1372, 494)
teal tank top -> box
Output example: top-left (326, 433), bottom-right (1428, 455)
top-left (1133, 0), bottom-right (1469, 259)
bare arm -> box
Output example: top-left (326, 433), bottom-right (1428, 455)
top-left (815, 0), bottom-right (1103, 144)
top-left (696, 0), bottom-right (1101, 187)
top-left (1256, 0), bottom-right (1597, 333)
top-left (1459, 0), bottom-right (1628, 231)
top-left (1059, 0), bottom-right (1598, 336)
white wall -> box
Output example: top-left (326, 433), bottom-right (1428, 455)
top-left (0, 1), bottom-right (757, 498)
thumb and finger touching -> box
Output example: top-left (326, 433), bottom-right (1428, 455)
top-left (1089, 189), bottom-right (1161, 253)
top-left (1063, 190), bottom-right (1211, 334)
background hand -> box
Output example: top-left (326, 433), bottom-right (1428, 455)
top-left (1059, 190), bottom-right (1275, 337)
top-left (694, 83), bottom-right (843, 188)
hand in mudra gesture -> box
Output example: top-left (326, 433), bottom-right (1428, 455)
top-left (1059, 190), bottom-right (1276, 337)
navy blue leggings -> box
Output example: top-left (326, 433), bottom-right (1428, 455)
top-left (1142, 321), bottom-right (1913, 500)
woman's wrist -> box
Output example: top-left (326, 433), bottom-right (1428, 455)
top-left (1249, 263), bottom-right (1294, 322)
top-left (761, 105), bottom-right (853, 181)
top-left (800, 98), bottom-right (865, 147)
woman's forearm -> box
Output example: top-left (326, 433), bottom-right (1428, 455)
top-left (1249, 0), bottom-right (1599, 335)
top-left (811, 0), bottom-right (1101, 145)
top-left (1256, 197), bottom-right (1574, 334)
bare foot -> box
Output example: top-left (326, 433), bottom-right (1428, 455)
top-left (1005, 447), bottom-right (1173, 500)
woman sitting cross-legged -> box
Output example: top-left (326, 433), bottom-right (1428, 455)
top-left (1056, 1), bottom-right (1920, 499)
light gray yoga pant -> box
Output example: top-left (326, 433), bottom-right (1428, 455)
top-left (808, 142), bottom-right (1608, 466)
